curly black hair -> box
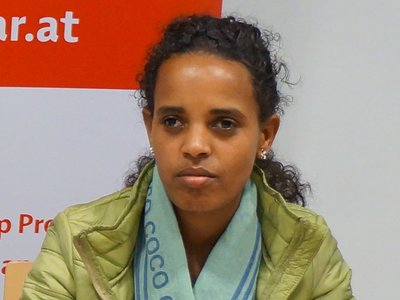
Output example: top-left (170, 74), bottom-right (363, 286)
top-left (125, 15), bottom-right (310, 206)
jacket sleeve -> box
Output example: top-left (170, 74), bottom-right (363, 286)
top-left (311, 216), bottom-right (355, 300)
top-left (21, 212), bottom-right (76, 299)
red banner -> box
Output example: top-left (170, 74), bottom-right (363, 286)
top-left (0, 0), bottom-right (222, 89)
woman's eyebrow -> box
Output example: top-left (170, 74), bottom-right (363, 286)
top-left (157, 106), bottom-right (185, 115)
top-left (156, 106), bottom-right (246, 119)
top-left (210, 108), bottom-right (246, 119)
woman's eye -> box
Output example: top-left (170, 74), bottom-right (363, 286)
top-left (163, 117), bottom-right (183, 128)
top-left (214, 118), bottom-right (237, 130)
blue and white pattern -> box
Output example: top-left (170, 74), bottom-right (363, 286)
top-left (134, 166), bottom-right (261, 300)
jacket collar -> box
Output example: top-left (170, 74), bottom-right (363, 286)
top-left (252, 166), bottom-right (326, 299)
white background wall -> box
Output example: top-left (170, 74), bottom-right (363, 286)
top-left (222, 1), bottom-right (400, 299)
top-left (0, 90), bottom-right (148, 296)
top-left (1, 1), bottom-right (399, 299)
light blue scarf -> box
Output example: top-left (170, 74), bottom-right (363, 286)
top-left (134, 167), bottom-right (261, 300)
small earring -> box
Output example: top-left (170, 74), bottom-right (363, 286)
top-left (259, 148), bottom-right (268, 160)
top-left (149, 146), bottom-right (154, 156)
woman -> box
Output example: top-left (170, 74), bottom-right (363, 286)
top-left (22, 15), bottom-right (354, 299)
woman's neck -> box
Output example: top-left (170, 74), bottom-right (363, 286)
top-left (174, 204), bottom-right (239, 284)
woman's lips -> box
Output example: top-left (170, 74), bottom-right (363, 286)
top-left (176, 167), bottom-right (217, 189)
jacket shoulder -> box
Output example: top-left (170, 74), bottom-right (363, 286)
top-left (286, 202), bottom-right (330, 231)
top-left (58, 187), bottom-right (136, 236)
top-left (63, 162), bottom-right (154, 236)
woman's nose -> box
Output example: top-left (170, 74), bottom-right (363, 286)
top-left (181, 125), bottom-right (211, 159)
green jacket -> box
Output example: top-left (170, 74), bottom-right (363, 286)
top-left (22, 164), bottom-right (354, 299)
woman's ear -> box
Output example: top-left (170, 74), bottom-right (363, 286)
top-left (259, 114), bottom-right (280, 153)
top-left (142, 108), bottom-right (153, 143)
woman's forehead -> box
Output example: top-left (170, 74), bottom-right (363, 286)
top-left (156, 54), bottom-right (254, 95)
top-left (153, 53), bottom-right (258, 116)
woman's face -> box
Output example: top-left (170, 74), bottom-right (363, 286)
top-left (143, 53), bottom-right (279, 215)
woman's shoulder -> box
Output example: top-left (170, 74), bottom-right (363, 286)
top-left (63, 187), bottom-right (134, 218)
top-left (285, 202), bottom-right (330, 230)
top-left (49, 163), bottom-right (154, 238)
top-left (50, 187), bottom-right (136, 236)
